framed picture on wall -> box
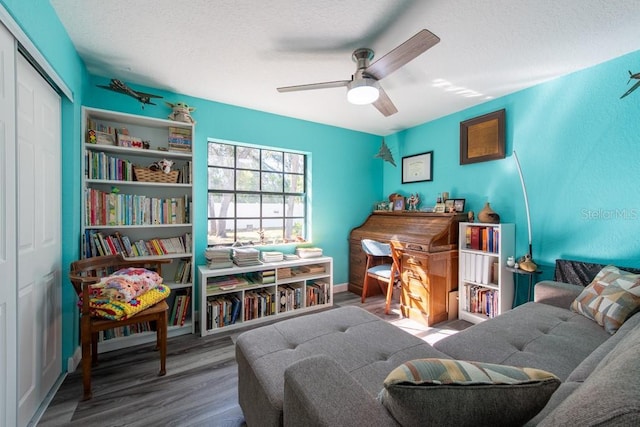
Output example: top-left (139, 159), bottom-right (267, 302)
top-left (460, 109), bottom-right (505, 165)
top-left (402, 151), bottom-right (433, 183)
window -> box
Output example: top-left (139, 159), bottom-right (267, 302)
top-left (207, 140), bottom-right (307, 246)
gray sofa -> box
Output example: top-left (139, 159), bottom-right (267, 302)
top-left (236, 268), bottom-right (640, 426)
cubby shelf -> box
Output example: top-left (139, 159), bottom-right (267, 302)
top-left (199, 256), bottom-right (333, 336)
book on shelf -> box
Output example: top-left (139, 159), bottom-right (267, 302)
top-left (464, 285), bottom-right (499, 318)
top-left (297, 264), bottom-right (325, 274)
top-left (85, 188), bottom-right (189, 226)
top-left (82, 230), bottom-right (191, 258)
top-left (465, 225), bottom-right (500, 253)
top-left (461, 252), bottom-right (495, 286)
top-left (168, 126), bottom-right (192, 152)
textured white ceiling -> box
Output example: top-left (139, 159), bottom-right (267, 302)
top-left (51, 0), bottom-right (640, 135)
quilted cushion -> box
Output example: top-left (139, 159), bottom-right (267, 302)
top-left (90, 267), bottom-right (163, 302)
top-left (89, 284), bottom-right (170, 320)
top-left (571, 265), bottom-right (640, 334)
top-left (378, 358), bottom-right (560, 427)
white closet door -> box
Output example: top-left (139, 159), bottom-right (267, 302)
top-left (16, 53), bottom-right (61, 426)
top-left (0, 22), bottom-right (17, 427)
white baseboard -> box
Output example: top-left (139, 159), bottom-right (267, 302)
top-left (67, 346), bottom-right (81, 373)
top-left (333, 282), bottom-right (348, 293)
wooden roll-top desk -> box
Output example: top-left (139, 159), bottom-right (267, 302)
top-left (349, 211), bottom-right (467, 326)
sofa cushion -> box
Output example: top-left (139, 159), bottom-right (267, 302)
top-left (379, 358), bottom-right (560, 427)
top-left (434, 302), bottom-right (610, 380)
top-left (570, 265), bottom-right (640, 334)
top-left (236, 306), bottom-right (448, 427)
top-left (538, 324), bottom-right (640, 426)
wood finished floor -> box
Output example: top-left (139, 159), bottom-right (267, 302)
top-left (38, 290), bottom-right (470, 426)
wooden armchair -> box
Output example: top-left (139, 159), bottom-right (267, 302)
top-left (69, 254), bottom-right (171, 400)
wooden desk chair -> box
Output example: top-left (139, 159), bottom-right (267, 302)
top-left (361, 239), bottom-right (400, 314)
top-left (69, 254), bottom-right (171, 400)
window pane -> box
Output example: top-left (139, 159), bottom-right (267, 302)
top-left (237, 219), bottom-right (260, 244)
top-left (285, 218), bottom-right (305, 241)
top-left (262, 218), bottom-right (284, 243)
top-left (262, 172), bottom-right (283, 192)
top-left (208, 219), bottom-right (235, 245)
top-left (208, 142), bottom-right (234, 167)
top-left (237, 169), bottom-right (259, 191)
top-left (208, 192), bottom-right (235, 217)
top-left (262, 150), bottom-right (283, 172)
top-left (262, 195), bottom-right (283, 217)
top-left (285, 152), bottom-right (304, 174)
top-left (237, 194), bottom-right (260, 217)
top-left (208, 167), bottom-right (234, 190)
top-left (284, 173), bottom-right (304, 193)
top-left (237, 147), bottom-right (260, 170)
top-left (285, 195), bottom-right (305, 217)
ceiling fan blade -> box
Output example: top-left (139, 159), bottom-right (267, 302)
top-left (365, 29), bottom-right (440, 80)
top-left (373, 86), bottom-right (398, 117)
top-left (277, 80), bottom-right (350, 93)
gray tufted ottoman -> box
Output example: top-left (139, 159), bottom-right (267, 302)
top-left (235, 305), bottom-right (446, 427)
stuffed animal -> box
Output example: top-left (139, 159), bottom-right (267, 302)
top-left (149, 159), bottom-right (174, 174)
top-left (166, 101), bottom-right (196, 124)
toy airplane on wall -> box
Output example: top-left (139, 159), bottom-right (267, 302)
top-left (97, 79), bottom-right (163, 107)
top-left (620, 70), bottom-right (640, 99)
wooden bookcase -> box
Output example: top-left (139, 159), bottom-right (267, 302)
top-left (199, 256), bottom-right (333, 336)
top-left (458, 222), bottom-right (514, 324)
top-left (81, 106), bottom-right (195, 353)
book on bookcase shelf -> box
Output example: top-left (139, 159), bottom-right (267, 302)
top-left (99, 321), bottom-right (152, 341)
top-left (206, 294), bottom-right (241, 329)
top-left (85, 189), bottom-right (189, 226)
top-left (463, 285), bottom-right (499, 318)
top-left (169, 289), bottom-right (191, 327)
top-left (168, 126), bottom-right (192, 152)
top-left (173, 259), bottom-right (193, 284)
top-left (464, 225), bottom-right (500, 252)
top-left (85, 149), bottom-right (192, 185)
top-left (82, 230), bottom-right (191, 258)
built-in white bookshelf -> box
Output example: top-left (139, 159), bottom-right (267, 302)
top-left (81, 106), bottom-right (195, 352)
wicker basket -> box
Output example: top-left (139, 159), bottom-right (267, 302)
top-left (134, 167), bottom-right (179, 183)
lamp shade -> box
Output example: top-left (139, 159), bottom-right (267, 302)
top-left (347, 78), bottom-right (380, 105)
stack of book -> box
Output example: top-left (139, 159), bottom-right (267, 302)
top-left (261, 251), bottom-right (284, 263)
top-left (168, 126), bottom-right (192, 152)
top-left (298, 264), bottom-right (326, 274)
top-left (233, 247), bottom-right (261, 267)
top-left (277, 267), bottom-right (292, 279)
top-left (296, 247), bottom-right (323, 258)
top-left (205, 247), bottom-right (234, 269)
top-left (205, 275), bottom-right (249, 293)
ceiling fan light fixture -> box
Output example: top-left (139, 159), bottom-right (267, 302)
top-left (347, 78), bottom-right (380, 105)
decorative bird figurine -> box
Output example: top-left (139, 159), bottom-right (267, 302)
top-left (375, 138), bottom-right (396, 166)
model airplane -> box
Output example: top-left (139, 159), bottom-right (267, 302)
top-left (97, 79), bottom-right (163, 107)
top-left (620, 70), bottom-right (640, 99)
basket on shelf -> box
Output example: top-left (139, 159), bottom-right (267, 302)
top-left (133, 167), bottom-right (180, 183)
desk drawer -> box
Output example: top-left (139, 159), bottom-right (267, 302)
top-left (401, 280), bottom-right (429, 315)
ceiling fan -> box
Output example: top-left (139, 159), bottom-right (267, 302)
top-left (277, 29), bottom-right (440, 117)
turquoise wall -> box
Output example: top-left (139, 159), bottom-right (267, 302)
top-left (383, 50), bottom-right (640, 303)
top-left (7, 0), bottom-right (640, 368)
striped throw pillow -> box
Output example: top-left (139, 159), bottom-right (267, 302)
top-left (379, 358), bottom-right (560, 427)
